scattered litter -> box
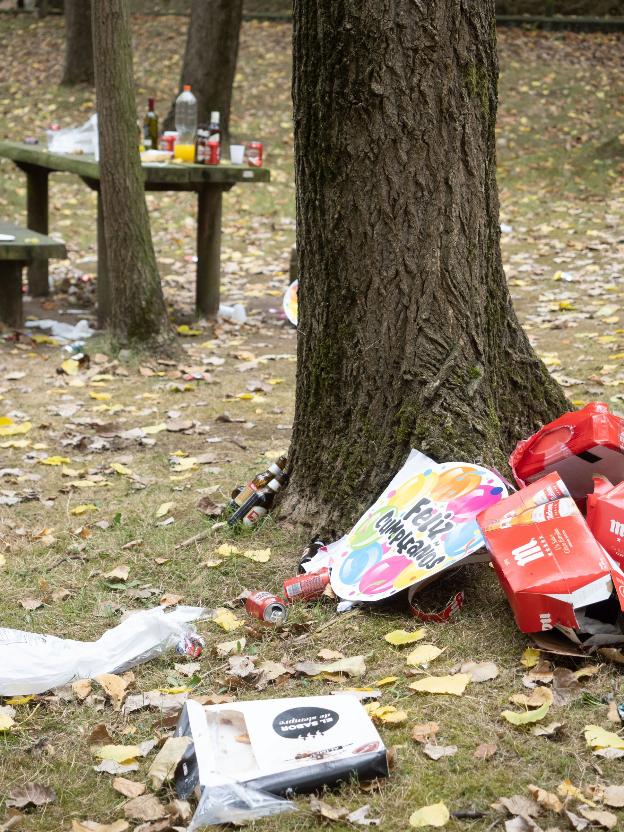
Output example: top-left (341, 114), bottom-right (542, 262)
top-left (587, 475), bottom-right (624, 565)
top-left (315, 450), bottom-right (506, 602)
top-left (25, 318), bottom-right (95, 342)
top-left (510, 401), bottom-right (624, 504)
top-left (478, 472), bottom-right (624, 649)
top-left (174, 694), bottom-right (388, 827)
top-left (0, 605), bottom-right (205, 695)
top-left (218, 303), bottom-right (247, 324)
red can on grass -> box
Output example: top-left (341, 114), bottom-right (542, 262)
top-left (245, 591), bottom-right (288, 624)
top-left (283, 568), bottom-right (330, 602)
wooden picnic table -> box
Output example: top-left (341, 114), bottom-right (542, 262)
top-left (0, 221), bottom-right (67, 328)
top-left (0, 140), bottom-right (270, 324)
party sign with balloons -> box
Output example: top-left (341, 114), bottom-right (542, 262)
top-left (327, 450), bottom-right (508, 602)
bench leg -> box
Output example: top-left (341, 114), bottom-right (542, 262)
top-left (196, 185), bottom-right (222, 319)
top-left (96, 191), bottom-right (111, 328)
top-left (0, 262), bottom-right (24, 329)
top-left (26, 168), bottom-right (50, 296)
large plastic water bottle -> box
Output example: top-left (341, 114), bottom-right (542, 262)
top-left (174, 84), bottom-right (197, 162)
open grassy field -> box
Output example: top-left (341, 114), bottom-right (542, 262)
top-left (0, 13), bottom-right (623, 832)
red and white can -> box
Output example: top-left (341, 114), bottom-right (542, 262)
top-left (246, 141), bottom-right (263, 167)
top-left (283, 568), bottom-right (330, 601)
top-left (206, 140), bottom-right (220, 165)
top-left (245, 591), bottom-right (288, 624)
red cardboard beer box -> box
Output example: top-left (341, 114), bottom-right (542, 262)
top-left (510, 402), bottom-right (624, 504)
top-left (477, 472), bottom-right (624, 637)
top-left (587, 476), bottom-right (624, 567)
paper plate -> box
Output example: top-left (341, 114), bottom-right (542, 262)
top-left (283, 279), bottom-right (298, 326)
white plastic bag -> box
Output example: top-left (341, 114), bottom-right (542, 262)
top-left (0, 605), bottom-right (205, 696)
top-left (47, 114), bottom-right (99, 159)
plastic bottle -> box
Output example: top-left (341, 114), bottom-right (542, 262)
top-left (174, 84), bottom-right (197, 162)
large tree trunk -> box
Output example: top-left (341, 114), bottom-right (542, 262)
top-left (62, 0), bottom-right (93, 86)
top-left (163, 0), bottom-right (243, 150)
top-left (92, 0), bottom-right (175, 352)
top-left (284, 0), bottom-right (569, 538)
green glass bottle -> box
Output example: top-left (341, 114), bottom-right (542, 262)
top-left (143, 98), bottom-right (158, 151)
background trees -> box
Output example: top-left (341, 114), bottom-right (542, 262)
top-left (283, 0), bottom-right (568, 535)
top-left (62, 0), bottom-right (93, 86)
top-left (92, 0), bottom-right (174, 350)
top-left (162, 0), bottom-right (244, 150)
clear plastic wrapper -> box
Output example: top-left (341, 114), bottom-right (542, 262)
top-left (0, 605), bottom-right (205, 696)
top-left (189, 782), bottom-right (294, 829)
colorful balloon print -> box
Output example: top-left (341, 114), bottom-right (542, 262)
top-left (327, 450), bottom-right (507, 602)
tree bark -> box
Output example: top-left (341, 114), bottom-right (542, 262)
top-left (163, 0), bottom-right (243, 150)
top-left (92, 0), bottom-right (176, 352)
top-left (62, 0), bottom-right (94, 86)
top-left (284, 0), bottom-right (569, 538)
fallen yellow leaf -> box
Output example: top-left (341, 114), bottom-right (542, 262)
top-left (242, 548), bottom-right (271, 563)
top-left (39, 456), bottom-right (71, 466)
top-left (374, 677), bottom-right (399, 686)
top-left (409, 674), bottom-right (471, 696)
top-left (61, 358), bottom-right (79, 375)
top-left (70, 504), bottom-right (98, 516)
top-left (89, 392), bottom-right (112, 401)
top-left (0, 420), bottom-right (32, 436)
top-left (141, 423), bottom-right (167, 435)
top-left (501, 702), bottom-right (550, 726)
top-left (406, 644), bottom-right (444, 666)
top-left (156, 502), bottom-right (175, 518)
top-left (384, 629), bottom-right (426, 646)
top-left (93, 744), bottom-right (141, 764)
top-left (520, 647), bottom-right (541, 668)
top-left (212, 608), bottom-right (244, 632)
top-left (584, 724), bottom-right (624, 751)
top-left (409, 802), bottom-right (450, 828)
top-left (111, 462), bottom-right (133, 476)
top-left (177, 324), bottom-right (202, 336)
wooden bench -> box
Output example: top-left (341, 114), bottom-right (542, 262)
top-left (0, 222), bottom-right (67, 328)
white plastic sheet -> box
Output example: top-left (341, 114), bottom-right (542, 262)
top-left (0, 605), bottom-right (204, 696)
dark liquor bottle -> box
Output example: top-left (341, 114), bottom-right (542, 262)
top-left (143, 98), bottom-right (158, 151)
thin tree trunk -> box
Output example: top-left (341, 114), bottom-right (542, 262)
top-left (92, 0), bottom-right (176, 352)
top-left (62, 0), bottom-right (93, 86)
top-left (163, 0), bottom-right (243, 150)
top-left (284, 0), bottom-right (569, 537)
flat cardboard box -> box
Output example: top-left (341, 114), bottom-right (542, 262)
top-left (175, 694), bottom-right (388, 802)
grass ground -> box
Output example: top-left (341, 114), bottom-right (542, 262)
top-left (0, 14), bottom-right (623, 832)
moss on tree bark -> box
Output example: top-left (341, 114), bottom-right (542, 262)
top-left (283, 0), bottom-right (569, 538)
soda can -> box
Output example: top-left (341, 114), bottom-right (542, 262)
top-left (283, 568), bottom-right (330, 601)
top-left (175, 632), bottom-right (205, 658)
top-left (246, 141), bottom-right (263, 167)
top-left (207, 140), bottom-right (220, 165)
top-left (246, 591), bottom-right (288, 624)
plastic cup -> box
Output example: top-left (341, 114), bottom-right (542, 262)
top-left (230, 144), bottom-right (245, 164)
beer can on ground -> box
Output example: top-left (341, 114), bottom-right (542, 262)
top-left (246, 141), bottom-right (263, 167)
top-left (283, 568), bottom-right (330, 601)
top-left (246, 591), bottom-right (288, 624)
